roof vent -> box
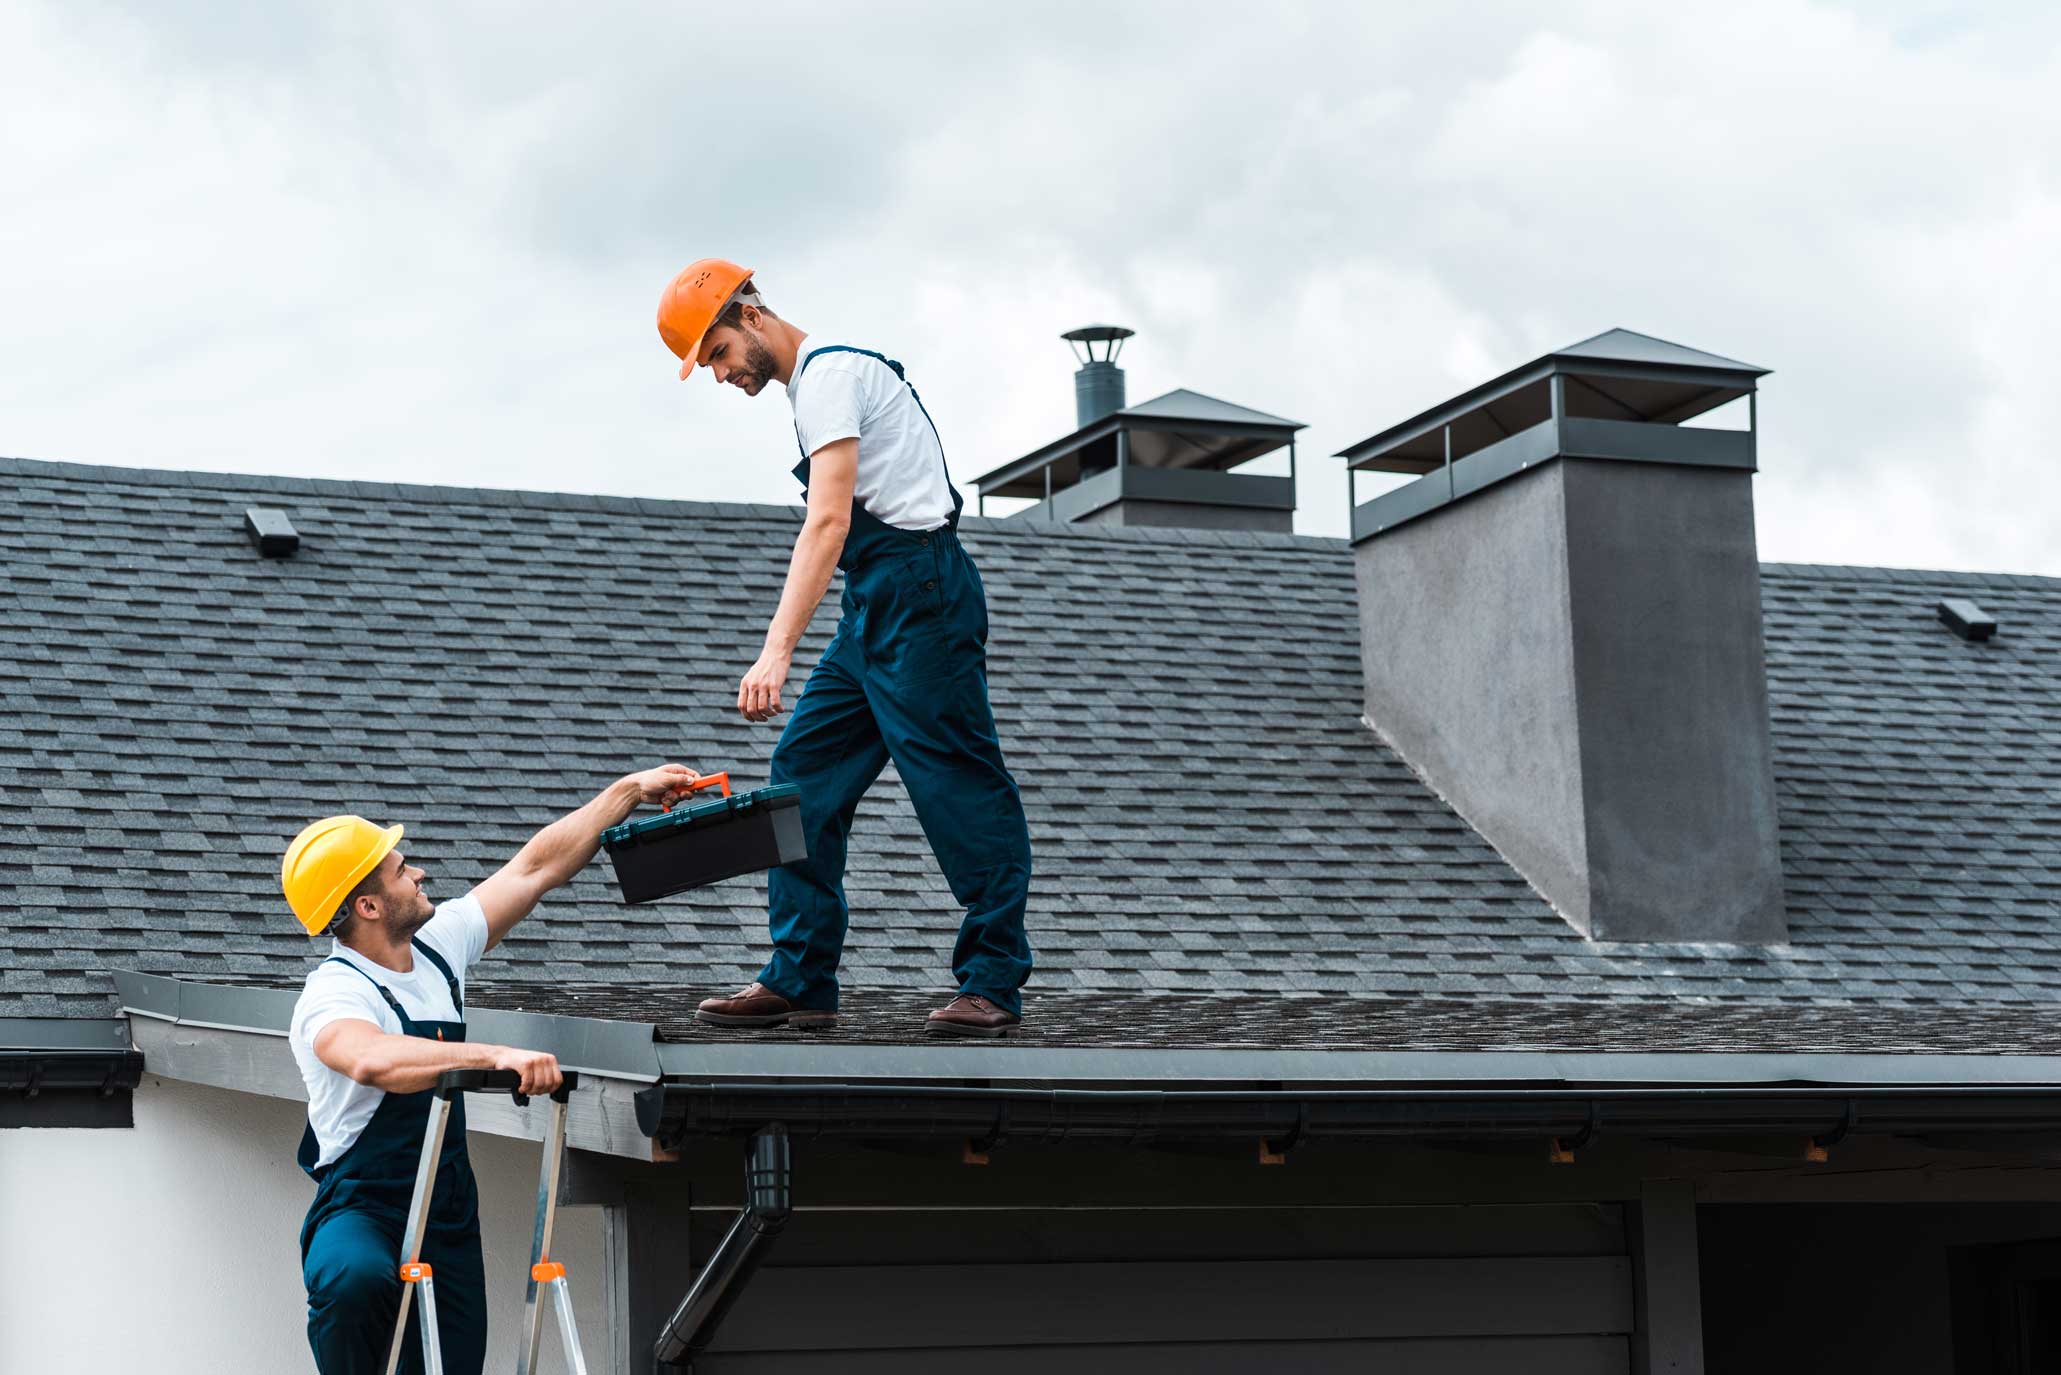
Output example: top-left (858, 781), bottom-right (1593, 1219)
top-left (243, 507), bottom-right (300, 558)
top-left (1937, 597), bottom-right (1997, 642)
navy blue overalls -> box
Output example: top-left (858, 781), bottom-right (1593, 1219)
top-left (762, 345), bottom-right (1035, 1013)
top-left (298, 940), bottom-right (487, 1375)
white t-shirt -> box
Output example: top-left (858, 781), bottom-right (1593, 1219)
top-left (786, 337), bottom-right (956, 531)
top-left (288, 893), bottom-right (489, 1168)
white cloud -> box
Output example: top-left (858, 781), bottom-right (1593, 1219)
top-left (3, 0), bottom-right (2057, 572)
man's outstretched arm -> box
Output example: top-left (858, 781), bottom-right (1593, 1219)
top-left (473, 764), bottom-right (701, 950)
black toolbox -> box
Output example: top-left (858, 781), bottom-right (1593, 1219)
top-left (601, 772), bottom-right (807, 904)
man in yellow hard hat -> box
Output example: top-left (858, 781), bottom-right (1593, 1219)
top-left (283, 763), bottom-right (700, 1375)
top-left (657, 259), bottom-right (1035, 1038)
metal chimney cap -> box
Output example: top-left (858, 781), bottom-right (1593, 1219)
top-left (1060, 324), bottom-right (1135, 344)
top-left (1063, 324), bottom-right (1133, 369)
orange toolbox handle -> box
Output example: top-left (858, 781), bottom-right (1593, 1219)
top-left (662, 772), bottom-right (731, 812)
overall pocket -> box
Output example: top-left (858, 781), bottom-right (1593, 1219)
top-left (860, 539), bottom-right (975, 684)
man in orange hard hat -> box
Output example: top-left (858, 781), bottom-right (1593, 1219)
top-left (657, 258), bottom-right (1035, 1038)
top-left (284, 763), bottom-right (700, 1375)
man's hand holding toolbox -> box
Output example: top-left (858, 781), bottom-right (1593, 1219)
top-left (601, 768), bottom-right (809, 904)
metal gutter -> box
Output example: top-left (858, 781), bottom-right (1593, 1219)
top-left (640, 1040), bottom-right (2061, 1151)
top-left (637, 1080), bottom-right (2061, 1152)
top-left (113, 970), bottom-right (668, 1160)
top-left (116, 970), bottom-right (298, 1037)
top-left (114, 969), bottom-right (665, 1082)
top-left (1, 1017), bottom-right (146, 1128)
top-left (650, 1040), bottom-right (2061, 1089)
top-left (0, 1046), bottom-right (146, 1093)
top-left (0, 1017), bottom-right (134, 1051)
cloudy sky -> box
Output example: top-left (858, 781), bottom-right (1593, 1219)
top-left (5, 1), bottom-right (2057, 572)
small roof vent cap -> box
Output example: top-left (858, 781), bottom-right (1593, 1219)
top-left (243, 507), bottom-right (300, 558)
top-left (1936, 597), bottom-right (1996, 642)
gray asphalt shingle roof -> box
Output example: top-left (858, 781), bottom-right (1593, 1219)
top-left (3, 456), bottom-right (2058, 1034)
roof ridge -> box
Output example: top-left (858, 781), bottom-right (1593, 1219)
top-left (7, 456), bottom-right (2052, 574)
top-left (0, 454), bottom-right (806, 523)
top-left (1760, 560), bottom-right (2061, 589)
top-left (0, 453), bottom-right (1348, 551)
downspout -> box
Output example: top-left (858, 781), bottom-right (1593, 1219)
top-left (653, 1124), bottom-right (792, 1371)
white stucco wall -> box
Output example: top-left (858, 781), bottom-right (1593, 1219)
top-left (0, 1075), bottom-right (615, 1373)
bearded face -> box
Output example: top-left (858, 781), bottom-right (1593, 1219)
top-left (370, 852), bottom-right (436, 938)
top-left (697, 315), bottom-right (782, 395)
top-left (729, 333), bottom-right (781, 395)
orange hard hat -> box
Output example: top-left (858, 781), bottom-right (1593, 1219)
top-left (657, 258), bottom-right (755, 380)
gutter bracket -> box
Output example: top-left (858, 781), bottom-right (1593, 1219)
top-left (652, 1124), bottom-right (793, 1372)
top-left (1550, 1102), bottom-right (1600, 1164)
top-left (965, 1105), bottom-right (1008, 1165)
top-left (1807, 1100), bottom-right (1859, 1163)
top-left (1259, 1103), bottom-right (1309, 1165)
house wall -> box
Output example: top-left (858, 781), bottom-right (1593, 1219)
top-left (1699, 1201), bottom-right (2061, 1374)
top-left (622, 1192), bottom-right (1637, 1374)
top-left (0, 1075), bottom-right (616, 1373)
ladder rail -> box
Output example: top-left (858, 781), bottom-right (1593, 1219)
top-left (385, 1096), bottom-right (455, 1375)
top-left (518, 1095), bottom-right (571, 1375)
top-left (416, 1272), bottom-right (445, 1375)
top-left (549, 1274), bottom-right (589, 1375)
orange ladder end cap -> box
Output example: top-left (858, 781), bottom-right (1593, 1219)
top-left (531, 1261), bottom-right (567, 1282)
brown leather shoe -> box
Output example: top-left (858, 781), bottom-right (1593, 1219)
top-left (925, 994), bottom-right (1020, 1038)
top-left (696, 983), bottom-right (837, 1029)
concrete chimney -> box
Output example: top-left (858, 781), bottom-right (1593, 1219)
top-left (1336, 329), bottom-right (1785, 944)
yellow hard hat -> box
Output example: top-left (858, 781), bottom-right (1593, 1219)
top-left (282, 815), bottom-right (404, 936)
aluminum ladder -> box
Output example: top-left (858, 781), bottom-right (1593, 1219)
top-left (386, 1068), bottom-right (588, 1375)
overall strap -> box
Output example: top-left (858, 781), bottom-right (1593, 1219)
top-left (797, 344), bottom-right (904, 384)
top-left (410, 937), bottom-right (464, 1016)
top-left (323, 955), bottom-right (411, 1030)
top-left (791, 346), bottom-right (955, 503)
